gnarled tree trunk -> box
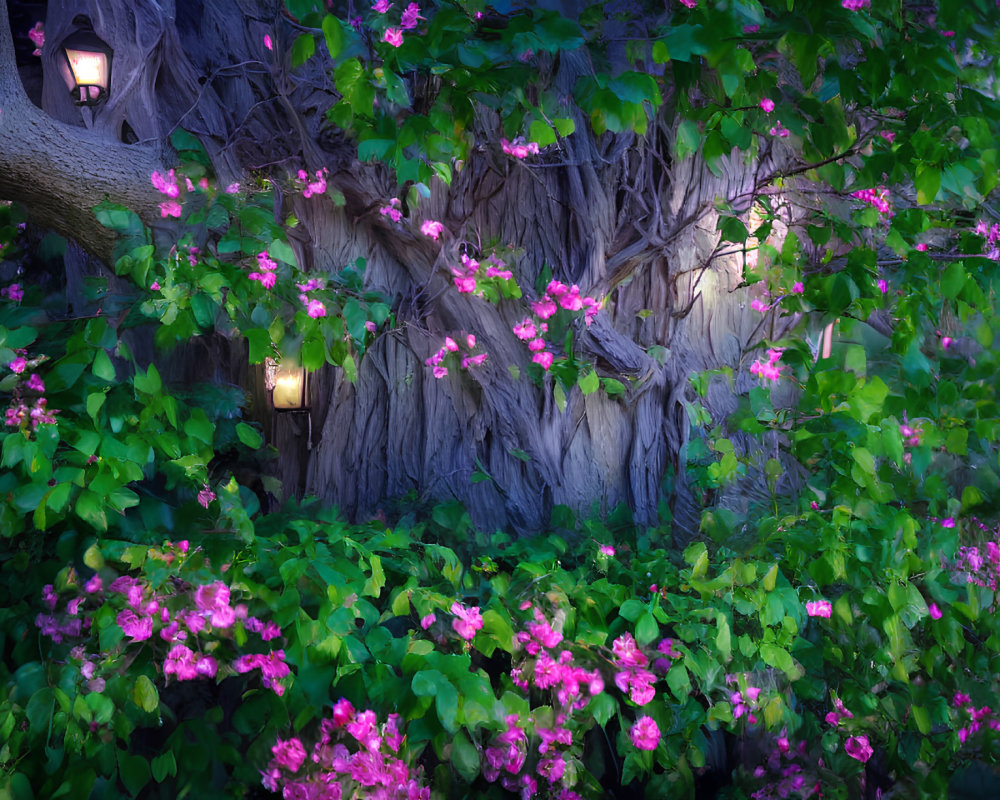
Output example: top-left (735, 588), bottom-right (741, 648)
top-left (1, 0), bottom-right (799, 537)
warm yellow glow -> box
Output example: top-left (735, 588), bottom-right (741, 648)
top-left (65, 49), bottom-right (108, 87)
top-left (272, 373), bottom-right (304, 409)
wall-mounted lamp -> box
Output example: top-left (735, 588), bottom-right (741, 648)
top-left (264, 357), bottom-right (311, 411)
top-left (59, 23), bottom-right (112, 106)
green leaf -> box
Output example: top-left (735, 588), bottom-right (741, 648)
top-left (589, 692), bottom-right (616, 726)
top-left (268, 238), bottom-right (297, 267)
top-left (292, 33), bottom-right (316, 67)
top-left (675, 119), bottom-right (700, 160)
top-left (133, 364), bottom-right (162, 395)
top-left (759, 643), bottom-right (795, 674)
top-left (553, 118), bottom-right (575, 137)
top-left (579, 369), bottom-right (599, 395)
top-left (118, 749), bottom-right (151, 796)
top-left (132, 675), bottom-right (159, 713)
top-left (715, 613), bottom-right (732, 663)
top-left (236, 422), bottom-right (263, 449)
top-left (91, 350), bottom-right (115, 382)
top-left (86, 391), bottom-right (106, 422)
top-left (151, 751), bottom-right (177, 783)
top-left (528, 119), bottom-right (557, 148)
top-left (302, 336), bottom-right (325, 370)
top-left (635, 612), bottom-right (659, 646)
top-left (321, 14), bottom-right (345, 60)
top-left (76, 490), bottom-right (107, 532)
top-left (915, 165), bottom-right (940, 206)
top-left (602, 378), bottom-right (626, 398)
top-left (450, 729), bottom-right (481, 782)
top-left (246, 328), bottom-right (272, 364)
top-left (554, 381), bottom-right (567, 413)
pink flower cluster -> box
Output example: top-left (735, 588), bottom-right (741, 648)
top-left (450, 252), bottom-right (514, 296)
top-left (955, 539), bottom-right (1000, 592)
top-left (974, 219), bottom-right (1000, 261)
top-left (419, 220), bottom-right (444, 240)
top-left (841, 0), bottom-right (871, 9)
top-left (0, 283), bottom-right (23, 302)
top-left (295, 277), bottom-right (328, 319)
top-left (805, 599), bottom-right (832, 618)
top-left (844, 735), bottom-right (873, 762)
top-left (759, 98), bottom-right (775, 113)
top-left (768, 121), bottom-right (790, 138)
top-left (380, 198), bottom-right (402, 223)
top-left (511, 280), bottom-right (602, 371)
top-left (501, 137), bottom-right (541, 159)
top-left (750, 348), bottom-right (783, 382)
top-left (263, 699), bottom-right (430, 799)
top-left (36, 549), bottom-right (291, 698)
top-left (297, 167), bottom-right (328, 199)
top-left (249, 250), bottom-right (278, 290)
top-left (612, 632), bottom-right (657, 705)
top-left (731, 685), bottom-right (762, 724)
top-left (749, 733), bottom-right (821, 800)
top-left (952, 693), bottom-right (1000, 746)
top-left (630, 716), bottom-right (660, 750)
top-left (510, 606), bottom-right (605, 711)
top-left (151, 169), bottom-right (184, 218)
top-left (824, 696), bottom-right (854, 727)
top-left (450, 601), bottom-right (484, 640)
top-left (424, 334), bottom-right (487, 379)
top-left (850, 186), bottom-right (893, 217)
top-left (5, 354), bottom-right (58, 431)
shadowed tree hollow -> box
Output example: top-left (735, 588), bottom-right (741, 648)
top-left (3, 0), bottom-right (995, 536)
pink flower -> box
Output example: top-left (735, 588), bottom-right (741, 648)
top-left (879, 130), bottom-right (896, 144)
top-left (500, 137), bottom-right (540, 159)
top-left (769, 121), bottom-right (790, 138)
top-left (844, 735), bottom-right (873, 762)
top-left (85, 575), bottom-right (103, 594)
top-left (599, 545), bottom-right (615, 556)
top-left (915, 243), bottom-right (928, 251)
top-left (806, 600), bottom-right (832, 618)
top-left (302, 169), bottom-right (327, 198)
top-left (421, 613), bottom-right (436, 629)
top-left (372, 0), bottom-right (392, 11)
top-left (513, 319), bottom-right (537, 340)
top-left (759, 98), bottom-right (775, 113)
top-left (151, 281), bottom-right (160, 290)
top-left (532, 351), bottom-right (554, 370)
top-left (401, 2), bottom-right (424, 29)
top-left (164, 644), bottom-right (198, 681)
top-left (420, 220), bottom-right (445, 240)
top-left (792, 281), bottom-right (804, 294)
top-left (379, 200), bottom-right (402, 222)
top-left (466, 335), bottom-right (476, 349)
top-left (160, 201), bottom-right (182, 219)
top-left (450, 602), bottom-right (484, 641)
top-left (679, 0), bottom-right (697, 7)
top-left (928, 603), bottom-right (943, 620)
top-left (28, 22), bottom-right (44, 55)
top-left (941, 517), bottom-right (955, 528)
top-left (382, 28), bottom-right (403, 47)
top-left (197, 484), bottom-right (216, 508)
top-left (432, 366), bottom-right (448, 379)
top-left (462, 353), bottom-right (487, 368)
top-left (332, 698), bottom-right (355, 727)
top-left (531, 296), bottom-right (558, 319)
top-left (841, 0), bottom-right (871, 9)
top-left (264, 34), bottom-right (273, 51)
top-left (272, 737), bottom-right (308, 772)
top-left (225, 183), bottom-right (240, 194)
top-left (116, 610), bottom-right (153, 641)
top-left (9, 357), bottom-right (26, 374)
top-left (630, 716), bottom-right (661, 750)
top-left (1, 283), bottom-right (24, 302)
top-left (454, 275), bottom-right (476, 293)
top-left (249, 271), bottom-right (277, 289)
top-left (444, 337), bottom-right (459, 352)
top-left (528, 338), bottom-right (546, 352)
top-left (750, 298), bottom-right (770, 313)
top-left (743, 24), bottom-right (760, 33)
top-left (151, 170), bottom-right (180, 198)
top-left (942, 336), bottom-right (953, 349)
top-left (25, 375), bottom-right (44, 395)
top-left (877, 279), bottom-right (888, 294)
top-left (306, 300), bottom-right (326, 318)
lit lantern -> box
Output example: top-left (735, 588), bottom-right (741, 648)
top-left (59, 24), bottom-right (113, 106)
top-left (264, 357), bottom-right (311, 411)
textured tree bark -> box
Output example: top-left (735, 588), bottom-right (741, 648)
top-left (1, 0), bottom-right (798, 538)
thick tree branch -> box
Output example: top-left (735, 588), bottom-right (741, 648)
top-left (0, 1), bottom-right (165, 262)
